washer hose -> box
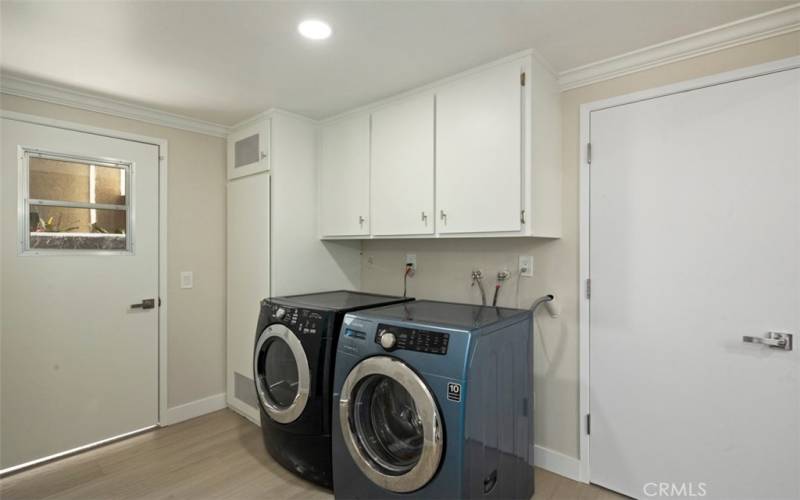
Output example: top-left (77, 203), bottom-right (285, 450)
top-left (471, 271), bottom-right (487, 306)
top-left (530, 294), bottom-right (555, 315)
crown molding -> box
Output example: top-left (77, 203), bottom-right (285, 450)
top-left (3, 4), bottom-right (797, 130)
top-left (0, 75), bottom-right (230, 137)
top-left (232, 107), bottom-right (318, 130)
top-left (558, 3), bottom-right (800, 91)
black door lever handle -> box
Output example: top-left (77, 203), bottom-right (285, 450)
top-left (131, 298), bottom-right (156, 310)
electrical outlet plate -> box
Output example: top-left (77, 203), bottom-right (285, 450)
top-left (519, 256), bottom-right (533, 277)
top-left (405, 254), bottom-right (417, 270)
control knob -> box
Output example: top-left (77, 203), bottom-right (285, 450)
top-left (275, 308), bottom-right (286, 320)
top-left (379, 331), bottom-right (397, 350)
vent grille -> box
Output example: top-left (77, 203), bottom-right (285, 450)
top-left (234, 372), bottom-right (258, 409)
top-left (234, 134), bottom-right (259, 168)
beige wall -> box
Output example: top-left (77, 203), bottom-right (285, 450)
top-left (1, 94), bottom-right (227, 409)
top-left (361, 31), bottom-right (800, 459)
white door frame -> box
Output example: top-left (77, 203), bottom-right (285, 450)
top-left (577, 55), bottom-right (800, 483)
top-left (0, 109), bottom-right (170, 426)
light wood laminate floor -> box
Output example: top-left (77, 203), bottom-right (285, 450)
top-left (1, 409), bottom-right (624, 500)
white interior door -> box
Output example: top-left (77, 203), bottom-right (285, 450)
top-left (1, 118), bottom-right (159, 470)
top-left (435, 59), bottom-right (522, 234)
top-left (370, 93), bottom-right (434, 236)
top-left (589, 68), bottom-right (799, 499)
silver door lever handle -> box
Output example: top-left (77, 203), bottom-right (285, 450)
top-left (742, 332), bottom-right (793, 351)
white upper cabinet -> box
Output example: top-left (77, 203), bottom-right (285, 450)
top-left (316, 51), bottom-right (561, 240)
top-left (227, 119), bottom-right (269, 180)
top-left (318, 113), bottom-right (371, 237)
top-left (436, 59), bottom-right (523, 234)
top-left (370, 93), bottom-right (435, 236)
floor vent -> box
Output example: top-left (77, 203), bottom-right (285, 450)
top-left (234, 372), bottom-right (258, 409)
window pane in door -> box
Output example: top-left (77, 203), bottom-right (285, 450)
top-left (29, 157), bottom-right (126, 205)
top-left (29, 206), bottom-right (127, 250)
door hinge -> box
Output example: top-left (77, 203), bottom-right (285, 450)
top-left (587, 142), bottom-right (592, 165)
top-left (586, 414), bottom-right (591, 435)
top-left (520, 72), bottom-right (526, 86)
top-left (585, 278), bottom-right (592, 299)
top-left (520, 210), bottom-right (526, 224)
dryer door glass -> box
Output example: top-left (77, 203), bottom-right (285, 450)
top-left (339, 356), bottom-right (443, 493)
top-left (254, 324), bottom-right (310, 424)
top-left (353, 375), bottom-right (423, 473)
top-left (263, 338), bottom-right (299, 408)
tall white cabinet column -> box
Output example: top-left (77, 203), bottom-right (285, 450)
top-left (226, 110), bottom-right (361, 423)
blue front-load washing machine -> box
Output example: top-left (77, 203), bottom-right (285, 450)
top-left (331, 300), bottom-right (534, 499)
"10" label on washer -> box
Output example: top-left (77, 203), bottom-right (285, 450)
top-left (447, 382), bottom-right (461, 402)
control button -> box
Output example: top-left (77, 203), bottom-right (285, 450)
top-left (275, 308), bottom-right (286, 320)
top-left (379, 331), bottom-right (397, 350)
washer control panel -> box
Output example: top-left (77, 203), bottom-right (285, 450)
top-left (376, 324), bottom-right (449, 355)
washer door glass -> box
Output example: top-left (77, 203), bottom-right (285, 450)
top-left (354, 375), bottom-right (424, 473)
top-left (339, 356), bottom-right (443, 493)
top-left (262, 338), bottom-right (299, 408)
top-left (254, 324), bottom-right (310, 424)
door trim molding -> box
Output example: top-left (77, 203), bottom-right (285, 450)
top-left (0, 109), bottom-right (171, 427)
top-left (577, 55), bottom-right (800, 484)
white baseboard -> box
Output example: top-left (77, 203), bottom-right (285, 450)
top-left (533, 444), bottom-right (583, 483)
top-left (226, 397), bottom-right (261, 426)
top-left (161, 393), bottom-right (227, 426)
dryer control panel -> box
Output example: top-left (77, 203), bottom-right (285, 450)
top-left (376, 324), bottom-right (449, 355)
top-left (267, 304), bottom-right (325, 336)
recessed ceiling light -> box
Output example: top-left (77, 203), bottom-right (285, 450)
top-left (298, 19), bottom-right (332, 40)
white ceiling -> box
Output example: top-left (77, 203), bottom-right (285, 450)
top-left (0, 1), bottom-right (792, 125)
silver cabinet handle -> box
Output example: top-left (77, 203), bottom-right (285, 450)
top-left (131, 298), bottom-right (156, 310)
top-left (743, 332), bottom-right (793, 351)
top-left (440, 210), bottom-right (447, 224)
top-left (260, 151), bottom-right (267, 160)
top-left (421, 211), bottom-right (428, 223)
top-left (358, 216), bottom-right (366, 226)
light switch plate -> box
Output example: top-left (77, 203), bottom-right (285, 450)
top-left (180, 271), bottom-right (194, 289)
top-left (519, 256), bottom-right (533, 277)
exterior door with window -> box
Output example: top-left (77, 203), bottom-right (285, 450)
top-left (0, 117), bottom-right (160, 470)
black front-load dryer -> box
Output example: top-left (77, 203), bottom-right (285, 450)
top-left (253, 291), bottom-right (413, 488)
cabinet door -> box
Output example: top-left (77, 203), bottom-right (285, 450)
top-left (227, 120), bottom-right (269, 180)
top-left (319, 114), bottom-right (370, 237)
top-left (227, 172), bottom-right (269, 422)
top-left (436, 60), bottom-right (523, 234)
top-left (371, 94), bottom-right (435, 236)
